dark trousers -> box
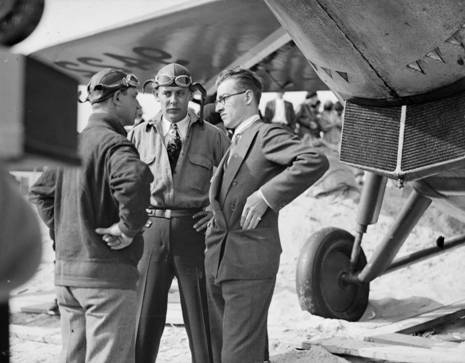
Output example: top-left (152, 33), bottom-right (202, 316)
top-left (206, 276), bottom-right (276, 363)
top-left (135, 216), bottom-right (211, 363)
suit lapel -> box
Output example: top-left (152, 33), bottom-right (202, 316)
top-left (221, 121), bottom-right (261, 197)
top-left (210, 149), bottom-right (229, 202)
top-left (209, 150), bottom-right (229, 228)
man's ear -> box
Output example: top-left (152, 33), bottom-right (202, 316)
top-left (245, 89), bottom-right (253, 105)
top-left (112, 89), bottom-right (122, 105)
top-left (153, 88), bottom-right (160, 101)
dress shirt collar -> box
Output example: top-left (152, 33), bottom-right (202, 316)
top-left (275, 98), bottom-right (285, 106)
top-left (233, 114), bottom-right (260, 137)
top-left (162, 113), bottom-right (190, 140)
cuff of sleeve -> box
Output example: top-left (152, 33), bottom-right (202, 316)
top-left (260, 184), bottom-right (287, 212)
top-left (117, 221), bottom-right (137, 238)
top-left (258, 189), bottom-right (272, 209)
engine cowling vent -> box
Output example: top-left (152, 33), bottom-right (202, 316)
top-left (340, 93), bottom-right (465, 181)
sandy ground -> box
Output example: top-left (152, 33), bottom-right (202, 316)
top-left (8, 181), bottom-right (465, 362)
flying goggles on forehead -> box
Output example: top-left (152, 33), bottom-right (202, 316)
top-left (80, 73), bottom-right (139, 104)
top-left (143, 74), bottom-right (192, 90)
top-left (92, 73), bottom-right (140, 91)
top-left (142, 74), bottom-right (207, 125)
top-left (156, 73), bottom-right (192, 87)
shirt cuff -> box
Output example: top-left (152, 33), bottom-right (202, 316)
top-left (258, 189), bottom-right (272, 208)
top-left (118, 221), bottom-right (137, 238)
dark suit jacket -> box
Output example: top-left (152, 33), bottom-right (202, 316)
top-left (205, 120), bottom-right (328, 282)
top-left (264, 99), bottom-right (296, 128)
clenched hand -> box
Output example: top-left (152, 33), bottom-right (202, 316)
top-left (95, 223), bottom-right (133, 250)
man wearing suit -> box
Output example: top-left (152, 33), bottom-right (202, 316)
top-left (205, 68), bottom-right (329, 363)
top-left (264, 91), bottom-right (296, 132)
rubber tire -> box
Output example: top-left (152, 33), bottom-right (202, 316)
top-left (0, 0), bottom-right (44, 46)
top-left (296, 227), bottom-right (369, 321)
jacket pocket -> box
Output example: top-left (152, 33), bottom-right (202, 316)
top-left (187, 154), bottom-right (213, 192)
top-left (188, 154), bottom-right (212, 170)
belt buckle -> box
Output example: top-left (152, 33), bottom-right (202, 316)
top-left (146, 208), bottom-right (160, 217)
top-left (146, 208), bottom-right (181, 219)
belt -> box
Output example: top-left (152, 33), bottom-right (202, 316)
top-left (146, 207), bottom-right (202, 219)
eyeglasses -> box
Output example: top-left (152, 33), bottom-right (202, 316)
top-left (93, 73), bottom-right (139, 90)
top-left (155, 74), bottom-right (192, 87)
top-left (215, 90), bottom-right (247, 106)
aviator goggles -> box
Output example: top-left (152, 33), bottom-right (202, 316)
top-left (155, 74), bottom-right (192, 88)
top-left (91, 73), bottom-right (140, 91)
top-left (84, 72), bottom-right (140, 104)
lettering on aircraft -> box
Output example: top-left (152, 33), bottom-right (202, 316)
top-left (54, 46), bottom-right (189, 78)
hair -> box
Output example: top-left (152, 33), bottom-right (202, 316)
top-left (88, 83), bottom-right (132, 105)
top-left (323, 100), bottom-right (334, 111)
top-left (90, 87), bottom-right (131, 110)
top-left (215, 68), bottom-right (262, 105)
top-left (305, 91), bottom-right (317, 99)
top-left (310, 99), bottom-right (321, 108)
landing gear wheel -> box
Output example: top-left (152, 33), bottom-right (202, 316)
top-left (0, 0), bottom-right (45, 46)
top-left (296, 227), bottom-right (369, 321)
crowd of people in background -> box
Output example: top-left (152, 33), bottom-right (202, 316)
top-left (262, 91), bottom-right (364, 198)
top-left (264, 90), bottom-right (344, 147)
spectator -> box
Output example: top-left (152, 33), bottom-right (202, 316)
top-left (295, 91), bottom-right (322, 142)
top-left (264, 91), bottom-right (296, 132)
top-left (320, 100), bottom-right (342, 145)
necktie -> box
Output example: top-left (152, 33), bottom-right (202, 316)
top-left (166, 123), bottom-right (182, 172)
top-left (226, 133), bottom-right (241, 167)
top-left (231, 133), bottom-right (241, 150)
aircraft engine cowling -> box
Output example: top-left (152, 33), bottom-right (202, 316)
top-left (265, 0), bottom-right (465, 180)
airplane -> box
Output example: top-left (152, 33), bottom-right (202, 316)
top-left (3, 0), bottom-right (465, 325)
top-left (4, 0), bottom-right (327, 167)
top-left (17, 0), bottom-right (326, 94)
top-left (263, 0), bottom-right (465, 321)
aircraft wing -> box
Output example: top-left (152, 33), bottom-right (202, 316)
top-left (28, 0), bottom-right (326, 92)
